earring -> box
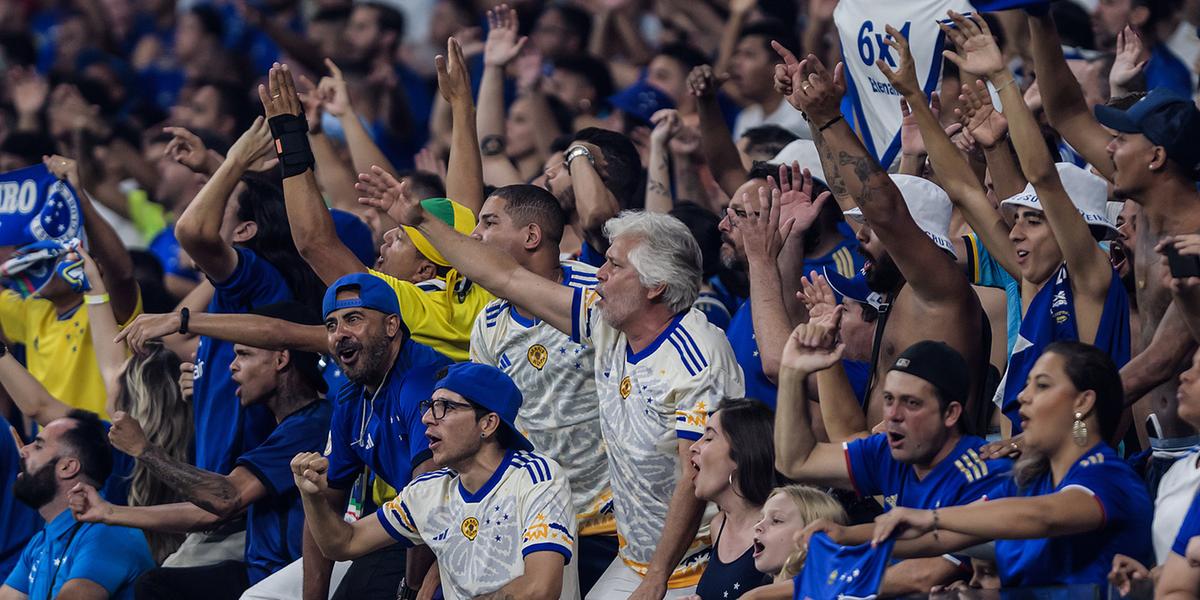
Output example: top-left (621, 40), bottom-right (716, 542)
top-left (1072, 411), bottom-right (1089, 447)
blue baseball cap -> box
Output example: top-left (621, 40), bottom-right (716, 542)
top-left (322, 272), bottom-right (400, 319)
top-left (330, 209), bottom-right (377, 268)
top-left (609, 79), bottom-right (675, 127)
top-left (433, 362), bottom-right (533, 452)
top-left (822, 266), bottom-right (885, 310)
top-left (1094, 88), bottom-right (1200, 173)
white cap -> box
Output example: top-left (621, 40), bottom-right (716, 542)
top-left (842, 174), bottom-right (957, 259)
top-left (1106, 201), bottom-right (1125, 229)
top-left (999, 163), bottom-right (1117, 240)
top-left (771, 139), bottom-right (826, 183)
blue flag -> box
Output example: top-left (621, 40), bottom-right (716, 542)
top-left (795, 533), bottom-right (895, 600)
top-left (0, 164), bottom-right (84, 248)
top-left (970, 0), bottom-right (1053, 11)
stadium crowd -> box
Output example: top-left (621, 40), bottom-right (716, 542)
top-left (2, 0), bottom-right (1200, 598)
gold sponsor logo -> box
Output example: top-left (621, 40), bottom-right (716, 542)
top-left (461, 517), bottom-right (479, 541)
top-left (619, 376), bottom-right (632, 399)
top-left (527, 344), bottom-right (548, 370)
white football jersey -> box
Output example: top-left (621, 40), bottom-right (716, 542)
top-left (570, 288), bottom-right (746, 587)
top-left (377, 451), bottom-right (579, 599)
top-left (470, 261), bottom-right (615, 536)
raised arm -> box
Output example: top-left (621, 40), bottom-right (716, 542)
top-left (1027, 12), bottom-right (1115, 180)
top-left (295, 74), bottom-right (362, 214)
top-left (293, 452), bottom-right (395, 561)
top-left (689, 65), bottom-right (746, 197)
top-left (775, 318), bottom-right (855, 485)
top-left (799, 274), bottom-right (869, 441)
top-left (71, 483), bottom-right (225, 534)
top-left (107, 412), bottom-right (267, 519)
top-left (569, 142), bottom-right (624, 254)
top-left (117, 310), bottom-right (327, 356)
top-left (876, 30), bottom-right (1017, 279)
top-left (261, 64), bottom-right (368, 285)
top-left (43, 156), bottom-right (139, 323)
top-left (0, 349), bottom-right (72, 426)
top-left (436, 37), bottom-right (485, 215)
top-left (945, 12), bottom-right (1111, 298)
top-left (357, 168), bottom-right (576, 334)
top-left (645, 110), bottom-right (680, 214)
top-left (477, 5), bottom-right (526, 187)
top-left (174, 118), bottom-right (275, 282)
top-left (319, 59), bottom-right (398, 178)
top-left (73, 248), bottom-right (126, 415)
top-left (785, 53), bottom-right (968, 305)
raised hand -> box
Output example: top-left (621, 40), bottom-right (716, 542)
top-left (870, 507), bottom-right (935, 546)
top-left (649, 109), bottom-right (682, 147)
top-left (356, 166), bottom-right (423, 226)
top-left (1110, 26), bottom-right (1149, 90)
top-left (226, 116), bottom-right (277, 172)
top-left (483, 4), bottom-right (527, 68)
top-left (108, 411), bottom-right (149, 457)
top-left (414, 147), bottom-right (448, 180)
top-left (162, 126), bottom-right (211, 173)
top-left (69, 482), bottom-right (113, 523)
top-left (291, 451), bottom-right (330, 495)
top-left (317, 58), bottom-right (351, 117)
top-left (784, 54), bottom-right (846, 125)
top-left (875, 25), bottom-right (921, 98)
top-left (957, 79), bottom-right (1008, 149)
top-left (114, 313), bottom-right (183, 355)
top-left (939, 11), bottom-right (1005, 77)
top-left (42, 154), bottom-right (81, 189)
top-left (296, 74), bottom-right (324, 130)
top-left (779, 311), bottom-right (845, 376)
top-left (776, 162), bottom-right (831, 234)
top-left (687, 65), bottom-right (727, 98)
top-left (735, 182), bottom-right (795, 264)
top-left (8, 67), bottom-right (49, 117)
top-left (257, 63), bottom-right (303, 119)
top-left (67, 246), bottom-right (104, 294)
top-left (772, 41), bottom-right (800, 99)
top-left (798, 271), bottom-right (839, 321)
top-left (435, 37), bottom-right (473, 105)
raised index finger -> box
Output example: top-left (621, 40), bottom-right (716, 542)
top-left (771, 40), bottom-right (799, 66)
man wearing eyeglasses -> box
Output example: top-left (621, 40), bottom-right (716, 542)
top-left (292, 362), bottom-right (578, 599)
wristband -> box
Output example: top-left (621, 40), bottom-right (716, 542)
top-left (268, 114), bottom-right (314, 178)
top-left (817, 115), bottom-right (844, 132)
top-left (0, 341), bottom-right (7, 359)
top-left (84, 293), bottom-right (110, 305)
top-left (179, 307), bottom-right (190, 335)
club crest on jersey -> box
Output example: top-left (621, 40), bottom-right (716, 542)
top-left (619, 376), bottom-right (632, 399)
top-left (461, 517), bottom-right (479, 541)
top-left (527, 344), bottom-right (548, 370)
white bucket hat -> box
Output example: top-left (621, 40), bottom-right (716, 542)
top-left (843, 174), bottom-right (957, 259)
top-left (771, 139), bottom-right (826, 183)
top-left (999, 163), bottom-right (1117, 241)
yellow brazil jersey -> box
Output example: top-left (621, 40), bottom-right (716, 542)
top-left (0, 290), bottom-right (142, 419)
top-left (367, 269), bottom-right (494, 362)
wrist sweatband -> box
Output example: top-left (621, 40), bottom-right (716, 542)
top-left (84, 293), bottom-right (110, 305)
top-left (268, 114), bottom-right (314, 178)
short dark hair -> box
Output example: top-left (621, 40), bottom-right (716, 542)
top-left (669, 202), bottom-right (722, 279)
top-left (192, 79), bottom-right (253, 134)
top-left (659, 43), bottom-right (710, 73)
top-left (396, 170), bottom-right (447, 200)
top-left (740, 125), bottom-right (797, 158)
top-left (715, 398), bottom-right (778, 507)
top-left (1043, 342), bottom-right (1124, 443)
top-left (0, 132), bottom-right (57, 167)
top-left (552, 55), bottom-right (615, 101)
top-left (739, 19), bottom-right (798, 59)
top-left (491, 184), bottom-right (567, 244)
top-left (189, 4), bottom-right (225, 40)
top-left (1050, 1), bottom-right (1096, 49)
top-left (61, 410), bottom-right (114, 487)
top-left (311, 6), bottom-right (352, 24)
top-left (572, 128), bottom-right (644, 210)
top-left (746, 161), bottom-right (780, 182)
top-left (361, 2), bottom-right (406, 46)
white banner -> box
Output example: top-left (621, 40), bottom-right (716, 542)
top-left (833, 0), bottom-right (972, 168)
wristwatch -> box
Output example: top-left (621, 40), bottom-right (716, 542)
top-left (396, 578), bottom-right (418, 600)
top-left (0, 341), bottom-right (7, 359)
top-left (178, 307), bottom-right (190, 335)
top-left (564, 145), bottom-right (594, 171)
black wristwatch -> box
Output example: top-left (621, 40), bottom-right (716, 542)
top-left (178, 307), bottom-right (190, 335)
top-left (0, 341), bottom-right (7, 359)
top-left (396, 578), bottom-right (418, 600)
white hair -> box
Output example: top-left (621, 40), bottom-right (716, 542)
top-left (603, 211), bottom-right (702, 314)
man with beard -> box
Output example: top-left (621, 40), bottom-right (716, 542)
top-left (1028, 9), bottom-right (1200, 465)
top-left (0, 422), bottom-right (39, 577)
top-left (776, 334), bottom-right (1011, 596)
top-left (775, 52), bottom-right (992, 433)
top-left (67, 302), bottom-right (332, 600)
top-left (359, 169), bottom-right (744, 599)
top-left (1, 410), bottom-right (153, 599)
top-left (718, 159), bottom-right (861, 407)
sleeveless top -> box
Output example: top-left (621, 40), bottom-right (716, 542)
top-left (694, 515), bottom-right (769, 599)
top-left (999, 264), bottom-right (1130, 432)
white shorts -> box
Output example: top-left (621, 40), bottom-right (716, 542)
top-left (238, 557), bottom-right (352, 600)
top-left (584, 558), bottom-right (697, 600)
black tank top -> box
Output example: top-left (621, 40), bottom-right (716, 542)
top-left (694, 515), bottom-right (770, 599)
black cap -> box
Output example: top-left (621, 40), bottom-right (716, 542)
top-left (248, 301), bottom-right (328, 394)
top-left (888, 341), bottom-right (969, 408)
top-left (1094, 88), bottom-right (1200, 174)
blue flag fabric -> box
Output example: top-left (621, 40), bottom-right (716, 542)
top-left (795, 533), bottom-right (895, 600)
top-left (970, 0), bottom-right (1053, 11)
top-left (0, 164), bottom-right (84, 248)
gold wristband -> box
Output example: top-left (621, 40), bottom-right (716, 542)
top-left (84, 293), bottom-right (110, 305)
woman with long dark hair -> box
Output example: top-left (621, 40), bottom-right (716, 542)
top-left (686, 398), bottom-right (779, 599)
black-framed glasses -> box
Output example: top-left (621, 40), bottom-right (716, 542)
top-left (419, 398), bottom-right (473, 420)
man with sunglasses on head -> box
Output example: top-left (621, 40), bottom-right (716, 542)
top-left (292, 362), bottom-right (578, 599)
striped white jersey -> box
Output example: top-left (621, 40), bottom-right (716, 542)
top-left (470, 260), bottom-right (614, 535)
top-left (570, 288), bottom-right (746, 587)
top-left (377, 450), bottom-right (579, 599)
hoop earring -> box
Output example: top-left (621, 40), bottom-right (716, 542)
top-left (1072, 411), bottom-right (1089, 447)
top-left (728, 470), bottom-right (743, 498)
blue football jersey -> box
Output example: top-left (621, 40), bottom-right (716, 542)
top-left (795, 533), bottom-right (894, 600)
top-left (844, 434), bottom-right (1011, 511)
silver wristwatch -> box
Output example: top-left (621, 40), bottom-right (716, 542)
top-left (564, 145), bottom-right (594, 171)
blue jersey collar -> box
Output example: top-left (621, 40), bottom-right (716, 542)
top-left (458, 450), bottom-right (515, 503)
top-left (626, 312), bottom-right (686, 364)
